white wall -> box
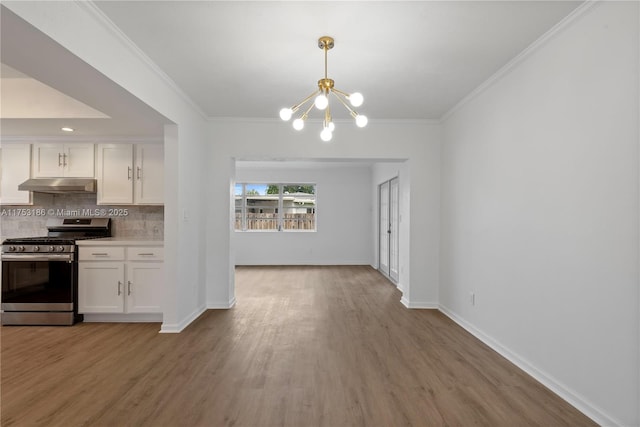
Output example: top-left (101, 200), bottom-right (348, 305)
top-left (3, 2), bottom-right (210, 332)
top-left (440, 2), bottom-right (639, 425)
top-left (207, 120), bottom-right (441, 309)
top-left (234, 164), bottom-right (373, 265)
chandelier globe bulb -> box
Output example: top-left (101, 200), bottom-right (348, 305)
top-left (314, 94), bottom-right (329, 110)
top-left (349, 92), bottom-right (364, 107)
top-left (293, 118), bottom-right (305, 131)
top-left (355, 114), bottom-right (368, 128)
top-left (279, 108), bottom-right (293, 121)
top-left (320, 127), bottom-right (333, 142)
top-left (328, 121), bottom-right (335, 132)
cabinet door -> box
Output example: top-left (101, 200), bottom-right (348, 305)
top-left (0, 144), bottom-right (32, 205)
top-left (125, 262), bottom-right (162, 313)
top-left (78, 262), bottom-right (125, 313)
top-left (64, 143), bottom-right (95, 177)
top-left (134, 144), bottom-right (164, 204)
top-left (32, 143), bottom-right (63, 177)
top-left (96, 144), bottom-right (134, 204)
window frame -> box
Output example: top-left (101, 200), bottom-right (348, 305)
top-left (234, 183), bottom-right (317, 232)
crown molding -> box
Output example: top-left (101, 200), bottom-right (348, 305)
top-left (1, 135), bottom-right (163, 144)
top-left (440, 0), bottom-right (598, 123)
top-left (78, 1), bottom-right (208, 120)
top-left (207, 116), bottom-right (440, 126)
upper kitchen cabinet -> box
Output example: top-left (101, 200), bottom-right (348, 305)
top-left (134, 144), bottom-right (163, 205)
top-left (96, 143), bottom-right (163, 205)
top-left (96, 144), bottom-right (134, 204)
top-left (32, 143), bottom-right (95, 177)
top-left (0, 143), bottom-right (32, 205)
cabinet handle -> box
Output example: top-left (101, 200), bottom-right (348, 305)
top-left (117, 280), bottom-right (122, 296)
top-left (63, 153), bottom-right (68, 167)
top-left (138, 253), bottom-right (155, 256)
top-left (127, 280), bottom-right (132, 296)
top-left (137, 166), bottom-right (142, 180)
top-left (91, 252), bottom-right (109, 256)
top-left (127, 166), bottom-right (132, 180)
top-left (58, 153), bottom-right (63, 167)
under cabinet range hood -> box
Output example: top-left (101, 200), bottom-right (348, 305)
top-left (18, 178), bottom-right (97, 194)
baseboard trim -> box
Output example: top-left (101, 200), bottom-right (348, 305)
top-left (438, 304), bottom-right (619, 427)
top-left (400, 297), bottom-right (438, 309)
top-left (160, 305), bottom-right (206, 333)
top-left (160, 299), bottom-right (236, 333)
top-left (83, 313), bottom-right (162, 323)
top-left (207, 298), bottom-right (236, 309)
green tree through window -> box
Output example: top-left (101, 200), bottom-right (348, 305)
top-left (267, 185), bottom-right (315, 194)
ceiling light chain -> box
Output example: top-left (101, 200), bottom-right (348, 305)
top-left (279, 36), bottom-right (367, 142)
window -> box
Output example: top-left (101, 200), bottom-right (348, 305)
top-left (235, 183), bottom-right (316, 231)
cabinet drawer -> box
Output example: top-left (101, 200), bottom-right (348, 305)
top-left (128, 247), bottom-right (164, 261)
top-left (79, 247), bottom-right (125, 261)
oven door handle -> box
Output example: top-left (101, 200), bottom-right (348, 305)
top-left (1, 254), bottom-right (75, 262)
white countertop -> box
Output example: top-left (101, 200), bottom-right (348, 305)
top-left (76, 238), bottom-right (163, 246)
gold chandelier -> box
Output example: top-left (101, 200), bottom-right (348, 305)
top-left (279, 36), bottom-right (367, 142)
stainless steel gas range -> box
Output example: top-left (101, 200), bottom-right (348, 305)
top-left (1, 218), bottom-right (111, 325)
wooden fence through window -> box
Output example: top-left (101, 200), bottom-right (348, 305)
top-left (235, 213), bottom-right (315, 230)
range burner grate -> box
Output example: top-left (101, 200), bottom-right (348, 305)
top-left (3, 237), bottom-right (75, 245)
top-left (2, 236), bottom-right (110, 245)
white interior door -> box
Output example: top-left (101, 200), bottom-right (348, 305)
top-left (379, 181), bottom-right (390, 275)
top-left (379, 177), bottom-right (399, 283)
top-left (389, 177), bottom-right (399, 282)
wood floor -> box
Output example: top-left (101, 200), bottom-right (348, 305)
top-left (1, 266), bottom-right (596, 427)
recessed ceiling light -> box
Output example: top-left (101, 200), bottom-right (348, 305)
top-left (61, 127), bottom-right (74, 132)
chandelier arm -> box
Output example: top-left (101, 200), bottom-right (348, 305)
top-left (300, 101), bottom-right (315, 119)
top-left (324, 106), bottom-right (332, 127)
top-left (291, 89), bottom-right (321, 111)
top-left (331, 87), bottom-right (350, 98)
top-left (331, 89), bottom-right (358, 118)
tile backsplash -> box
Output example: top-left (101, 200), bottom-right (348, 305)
top-left (0, 193), bottom-right (163, 240)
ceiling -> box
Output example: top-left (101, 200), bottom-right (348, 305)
top-left (0, 5), bottom-right (170, 138)
top-left (1, 1), bottom-right (584, 136)
top-left (1, 64), bottom-right (109, 119)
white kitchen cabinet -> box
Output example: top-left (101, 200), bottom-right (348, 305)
top-left (96, 144), bottom-right (134, 204)
top-left (78, 245), bottom-right (163, 315)
top-left (33, 143), bottom-right (94, 177)
top-left (134, 144), bottom-right (164, 204)
top-left (96, 143), bottom-right (163, 205)
top-left (0, 143), bottom-right (32, 205)
top-left (126, 262), bottom-right (163, 313)
top-left (78, 262), bottom-right (125, 313)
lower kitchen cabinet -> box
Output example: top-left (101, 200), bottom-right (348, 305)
top-left (79, 262), bottom-right (125, 313)
top-left (125, 263), bottom-right (162, 313)
top-left (78, 245), bottom-right (163, 315)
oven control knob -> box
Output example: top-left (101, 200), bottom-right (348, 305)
top-left (18, 246), bottom-right (25, 252)
top-left (33, 246), bottom-right (40, 252)
top-left (8, 246), bottom-right (16, 252)
top-left (49, 246), bottom-right (55, 252)
top-left (58, 246), bottom-right (65, 252)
